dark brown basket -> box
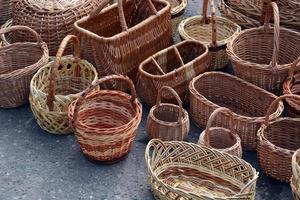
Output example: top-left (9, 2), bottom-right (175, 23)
top-left (74, 0), bottom-right (172, 88)
top-left (137, 40), bottom-right (210, 106)
top-left (0, 0), bottom-right (11, 25)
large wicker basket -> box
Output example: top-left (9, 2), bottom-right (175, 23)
top-left (189, 72), bottom-right (284, 150)
top-left (198, 107), bottom-right (242, 158)
top-left (30, 35), bottom-right (98, 134)
top-left (292, 149), bottom-right (300, 200)
top-left (146, 86), bottom-right (190, 141)
top-left (74, 0), bottom-right (172, 88)
top-left (68, 75), bottom-right (142, 163)
top-left (12, 0), bottom-right (104, 56)
top-left (0, 25), bottom-right (49, 108)
top-left (137, 40), bottom-right (210, 106)
top-left (145, 139), bottom-right (259, 200)
top-left (178, 0), bottom-right (240, 70)
top-left (257, 94), bottom-right (300, 183)
top-left (227, 1), bottom-right (300, 95)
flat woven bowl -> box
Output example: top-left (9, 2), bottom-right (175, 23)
top-left (145, 139), bottom-right (259, 200)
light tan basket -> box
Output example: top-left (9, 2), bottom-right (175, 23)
top-left (168, 0), bottom-right (187, 15)
top-left (292, 148), bottom-right (300, 200)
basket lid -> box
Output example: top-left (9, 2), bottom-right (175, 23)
top-left (27, 0), bottom-right (84, 11)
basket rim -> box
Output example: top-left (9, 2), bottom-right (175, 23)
top-left (170, 0), bottom-right (187, 15)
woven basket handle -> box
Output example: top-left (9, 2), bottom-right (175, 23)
top-left (202, 107), bottom-right (236, 147)
top-left (239, 173), bottom-right (259, 194)
top-left (145, 139), bottom-right (167, 168)
top-left (46, 35), bottom-right (81, 111)
top-left (72, 75), bottom-right (137, 124)
top-left (156, 86), bottom-right (183, 125)
top-left (202, 0), bottom-right (217, 48)
top-left (288, 56), bottom-right (300, 79)
top-left (0, 25), bottom-right (42, 44)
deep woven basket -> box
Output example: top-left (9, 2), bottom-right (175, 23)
top-left (137, 40), bottom-right (210, 106)
top-left (178, 0), bottom-right (240, 70)
top-left (198, 107), bottom-right (242, 158)
top-left (292, 149), bottom-right (300, 200)
top-left (146, 86), bottom-right (190, 141)
top-left (0, 25), bottom-right (49, 108)
top-left (145, 139), bottom-right (259, 200)
top-left (227, 2), bottom-right (300, 95)
top-left (30, 35), bottom-right (98, 134)
top-left (189, 72), bottom-right (284, 150)
top-left (68, 75), bottom-right (142, 163)
top-left (74, 0), bottom-right (172, 89)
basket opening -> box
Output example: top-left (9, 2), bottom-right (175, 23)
top-left (206, 128), bottom-right (237, 149)
top-left (153, 105), bottom-right (181, 123)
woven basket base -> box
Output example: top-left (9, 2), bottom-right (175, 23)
top-left (83, 151), bottom-right (130, 165)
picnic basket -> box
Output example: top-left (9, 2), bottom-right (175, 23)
top-left (291, 149), bottom-right (300, 200)
top-left (74, 0), bottom-right (172, 88)
top-left (29, 35), bottom-right (98, 134)
top-left (178, 0), bottom-right (240, 70)
top-left (0, 25), bottom-right (49, 108)
top-left (189, 72), bottom-right (283, 150)
top-left (137, 40), bottom-right (210, 106)
top-left (68, 75), bottom-right (142, 163)
top-left (145, 139), bottom-right (259, 200)
top-left (198, 107), bottom-right (242, 158)
top-left (227, 1), bottom-right (300, 95)
top-left (257, 94), bottom-right (300, 182)
top-left (146, 86), bottom-right (189, 141)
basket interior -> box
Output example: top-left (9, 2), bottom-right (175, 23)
top-left (206, 128), bottom-right (237, 149)
top-left (26, 0), bottom-right (83, 11)
top-left (153, 105), bottom-right (181, 123)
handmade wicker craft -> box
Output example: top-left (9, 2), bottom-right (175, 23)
top-left (178, 0), bottom-right (240, 70)
top-left (198, 107), bottom-right (242, 158)
top-left (189, 72), bottom-right (283, 150)
top-left (30, 35), bottom-right (98, 134)
top-left (68, 75), bottom-right (142, 163)
top-left (0, 0), bottom-right (11, 25)
top-left (292, 149), bottom-right (300, 200)
top-left (283, 57), bottom-right (300, 117)
top-left (145, 139), bottom-right (259, 200)
top-left (0, 25), bottom-right (49, 108)
top-left (137, 40), bottom-right (210, 106)
top-left (168, 0), bottom-right (187, 15)
top-left (12, 0), bottom-right (104, 56)
top-left (146, 86), bottom-right (190, 141)
top-left (74, 0), bottom-right (172, 88)
top-left (227, 1), bottom-right (300, 95)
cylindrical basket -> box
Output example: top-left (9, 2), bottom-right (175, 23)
top-left (178, 0), bottom-right (240, 70)
top-left (146, 86), bottom-right (190, 141)
top-left (68, 75), bottom-right (142, 163)
top-left (189, 72), bottom-right (284, 150)
top-left (257, 94), bottom-right (300, 182)
top-left (198, 107), bottom-right (242, 158)
top-left (0, 25), bottom-right (49, 108)
top-left (145, 139), bottom-right (259, 200)
top-left (292, 148), bottom-right (300, 200)
top-left (227, 1), bottom-right (300, 95)
top-left (30, 35), bottom-right (98, 134)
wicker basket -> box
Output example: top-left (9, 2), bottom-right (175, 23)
top-left (292, 149), bottom-right (300, 200)
top-left (0, 0), bottom-right (11, 25)
top-left (227, 2), bottom-right (300, 95)
top-left (68, 75), bottom-right (142, 163)
top-left (74, 0), bottom-right (172, 88)
top-left (146, 86), bottom-right (190, 141)
top-left (12, 0), bottom-right (104, 56)
top-left (30, 35), bottom-right (98, 134)
top-left (283, 57), bottom-right (300, 117)
top-left (137, 40), bottom-right (210, 106)
top-left (257, 94), bottom-right (300, 182)
top-left (178, 0), bottom-right (240, 70)
top-left (168, 0), bottom-right (187, 16)
top-left (198, 107), bottom-right (242, 158)
top-left (145, 139), bottom-right (259, 200)
top-left (0, 25), bottom-right (49, 108)
top-left (189, 72), bottom-right (284, 150)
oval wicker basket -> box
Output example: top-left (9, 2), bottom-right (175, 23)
top-left (145, 139), bottom-right (259, 200)
top-left (0, 25), bottom-right (49, 108)
top-left (283, 57), bottom-right (300, 117)
top-left (292, 148), bottom-right (300, 200)
top-left (168, 0), bottom-right (187, 16)
top-left (178, 0), bottom-right (240, 70)
top-left (257, 94), bottom-right (300, 183)
top-left (146, 86), bottom-right (190, 141)
top-left (30, 35), bottom-right (98, 134)
top-left (227, 2), bottom-right (300, 95)
top-left (137, 40), bottom-right (210, 106)
top-left (198, 107), bottom-right (242, 158)
top-left (189, 72), bottom-right (284, 150)
top-left (68, 75), bottom-right (142, 163)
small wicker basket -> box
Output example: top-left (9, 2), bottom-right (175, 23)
top-left (168, 0), bottom-right (187, 16)
top-left (257, 94), bottom-right (300, 182)
top-left (198, 107), bottom-right (242, 158)
top-left (30, 35), bottom-right (98, 134)
top-left (178, 0), bottom-right (240, 70)
top-left (292, 149), bottom-right (300, 200)
top-left (146, 86), bottom-right (190, 141)
top-left (145, 139), bottom-right (259, 200)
